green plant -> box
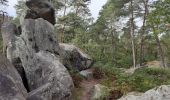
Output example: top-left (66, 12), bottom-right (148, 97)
top-left (93, 67), bottom-right (105, 79)
top-left (114, 67), bottom-right (170, 93)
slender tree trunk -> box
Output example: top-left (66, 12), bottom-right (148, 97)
top-left (153, 26), bottom-right (166, 68)
top-left (61, 0), bottom-right (67, 43)
top-left (130, 0), bottom-right (136, 68)
top-left (110, 26), bottom-right (116, 64)
top-left (140, 0), bottom-right (149, 66)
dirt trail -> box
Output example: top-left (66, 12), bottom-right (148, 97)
top-left (80, 79), bottom-right (100, 100)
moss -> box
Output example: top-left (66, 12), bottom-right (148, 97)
top-left (115, 67), bottom-right (170, 93)
top-left (95, 65), bottom-right (170, 94)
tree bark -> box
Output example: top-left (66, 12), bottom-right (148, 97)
top-left (153, 26), bottom-right (166, 68)
top-left (130, 0), bottom-right (136, 68)
top-left (110, 26), bottom-right (116, 64)
top-left (140, 0), bottom-right (149, 66)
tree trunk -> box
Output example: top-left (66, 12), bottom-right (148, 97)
top-left (140, 0), bottom-right (149, 66)
top-left (130, 0), bottom-right (136, 68)
top-left (153, 26), bottom-right (166, 68)
top-left (110, 26), bottom-right (115, 63)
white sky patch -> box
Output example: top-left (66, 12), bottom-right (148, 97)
top-left (89, 0), bottom-right (107, 21)
top-left (6, 0), bottom-right (17, 17)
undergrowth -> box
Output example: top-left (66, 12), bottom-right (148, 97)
top-left (93, 63), bottom-right (170, 95)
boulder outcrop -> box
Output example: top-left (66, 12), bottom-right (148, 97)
top-left (0, 54), bottom-right (27, 100)
top-left (2, 18), bottom-right (74, 100)
top-left (1, 0), bottom-right (93, 99)
top-left (119, 85), bottom-right (170, 100)
top-left (60, 43), bottom-right (94, 71)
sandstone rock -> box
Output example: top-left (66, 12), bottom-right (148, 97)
top-left (0, 73), bottom-right (26, 100)
top-left (0, 54), bottom-right (27, 100)
top-left (60, 43), bottom-right (93, 71)
top-left (23, 51), bottom-right (74, 100)
top-left (90, 84), bottom-right (111, 100)
top-left (1, 23), bottom-right (18, 57)
top-left (2, 19), bottom-right (74, 100)
top-left (21, 18), bottom-right (59, 54)
top-left (25, 0), bottom-right (55, 25)
top-left (18, 19), bottom-right (74, 99)
top-left (119, 85), bottom-right (170, 100)
top-left (1, 22), bottom-right (30, 92)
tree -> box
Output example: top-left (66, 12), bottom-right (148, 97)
top-left (56, 0), bottom-right (92, 43)
top-left (147, 0), bottom-right (170, 67)
top-left (130, 0), bottom-right (136, 68)
top-left (139, 0), bottom-right (149, 66)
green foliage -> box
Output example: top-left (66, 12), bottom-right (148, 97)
top-left (93, 65), bottom-right (170, 94)
top-left (115, 68), bottom-right (170, 93)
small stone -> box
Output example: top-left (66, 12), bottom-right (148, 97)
top-left (90, 84), bottom-right (111, 100)
top-left (80, 70), bottom-right (93, 80)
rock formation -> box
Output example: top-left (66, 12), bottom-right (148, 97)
top-left (1, 0), bottom-right (94, 99)
top-left (25, 0), bottom-right (56, 25)
top-left (0, 54), bottom-right (27, 100)
top-left (119, 85), bottom-right (170, 100)
top-left (2, 18), bottom-right (74, 100)
top-left (60, 43), bottom-right (93, 71)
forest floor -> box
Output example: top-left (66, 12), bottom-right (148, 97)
top-left (80, 78), bottom-right (100, 100)
top-left (72, 68), bottom-right (101, 100)
top-left (73, 61), bottom-right (163, 100)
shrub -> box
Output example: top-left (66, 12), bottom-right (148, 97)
top-left (115, 67), bottom-right (170, 93)
top-left (93, 67), bottom-right (105, 79)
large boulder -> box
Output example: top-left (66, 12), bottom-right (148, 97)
top-left (1, 22), bottom-right (30, 92)
top-left (60, 43), bottom-right (94, 71)
top-left (25, 0), bottom-right (56, 25)
top-left (1, 18), bottom-right (74, 100)
top-left (0, 54), bottom-right (27, 100)
top-left (20, 18), bottom-right (60, 54)
top-left (119, 85), bottom-right (170, 100)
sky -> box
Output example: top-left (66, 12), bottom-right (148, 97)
top-left (6, 0), bottom-right (107, 20)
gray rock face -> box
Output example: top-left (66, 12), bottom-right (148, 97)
top-left (119, 85), bottom-right (170, 100)
top-left (1, 23), bottom-right (18, 57)
top-left (20, 18), bottom-right (59, 54)
top-left (2, 18), bottom-right (74, 100)
top-left (0, 54), bottom-right (27, 100)
top-left (60, 43), bottom-right (94, 71)
top-left (1, 22), bottom-right (30, 92)
top-left (25, 0), bottom-right (56, 25)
